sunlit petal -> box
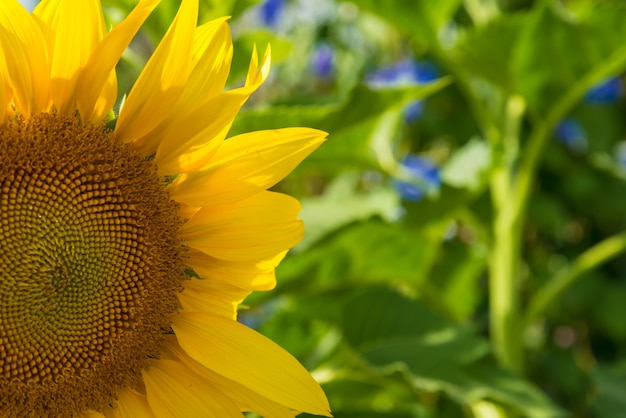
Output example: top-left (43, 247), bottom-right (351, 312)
top-left (33, 0), bottom-right (106, 113)
top-left (0, 0), bottom-right (49, 116)
top-left (76, 0), bottom-right (159, 122)
top-left (115, 0), bottom-right (197, 153)
top-left (143, 359), bottom-right (242, 418)
top-left (155, 45), bottom-right (271, 174)
top-left (169, 128), bottom-right (326, 206)
top-left (171, 312), bottom-right (331, 416)
top-left (180, 191), bottom-right (303, 261)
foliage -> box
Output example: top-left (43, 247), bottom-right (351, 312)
top-left (104, 0), bottom-right (626, 416)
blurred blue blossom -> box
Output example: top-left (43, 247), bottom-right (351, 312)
top-left (394, 155), bottom-right (441, 201)
top-left (367, 59), bottom-right (438, 88)
top-left (258, 0), bottom-right (285, 28)
top-left (584, 77), bottom-right (623, 103)
top-left (554, 118), bottom-right (588, 152)
top-left (403, 100), bottom-right (424, 123)
top-left (311, 42), bottom-right (335, 79)
top-left (366, 59), bottom-right (438, 122)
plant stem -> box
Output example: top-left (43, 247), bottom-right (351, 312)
top-left (488, 96), bottom-right (525, 373)
top-left (489, 184), bottom-right (524, 372)
top-left (526, 230), bottom-right (626, 325)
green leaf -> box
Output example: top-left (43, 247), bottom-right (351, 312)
top-left (429, 240), bottom-right (487, 321)
top-left (340, 286), bottom-right (562, 418)
top-left (341, 286), bottom-right (489, 364)
top-left (591, 364), bottom-right (626, 417)
top-left (402, 184), bottom-right (476, 228)
top-left (296, 174), bottom-right (400, 250)
top-left (319, 79), bottom-right (452, 136)
top-left (454, 14), bottom-right (527, 91)
top-left (231, 79), bottom-right (451, 171)
top-left (422, 361), bottom-right (563, 418)
top-left (277, 220), bottom-right (445, 289)
top-left (512, 3), bottom-right (626, 115)
top-left (231, 79), bottom-right (452, 135)
top-left (308, 378), bottom-right (432, 418)
top-left (200, 0), bottom-right (261, 21)
top-left (442, 137), bottom-right (492, 191)
top-left (355, 0), bottom-right (463, 43)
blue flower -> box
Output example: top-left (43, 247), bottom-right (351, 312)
top-left (403, 100), bottom-right (424, 123)
top-left (311, 42), bottom-right (334, 79)
top-left (366, 59), bottom-right (439, 88)
top-left (258, 0), bottom-right (285, 28)
top-left (584, 77), bottom-right (623, 104)
top-left (394, 155), bottom-right (441, 201)
top-left (366, 59), bottom-right (438, 122)
top-left (554, 118), bottom-right (588, 152)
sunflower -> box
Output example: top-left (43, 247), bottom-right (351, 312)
top-left (0, 0), bottom-right (330, 416)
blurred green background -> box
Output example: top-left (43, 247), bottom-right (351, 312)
top-left (30, 0), bottom-right (626, 416)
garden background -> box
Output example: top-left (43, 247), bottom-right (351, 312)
top-left (27, 0), bottom-right (626, 416)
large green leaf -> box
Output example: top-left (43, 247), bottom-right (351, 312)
top-left (340, 286), bottom-right (562, 418)
top-left (453, 14), bottom-right (527, 91)
top-left (455, 3), bottom-right (626, 116)
top-left (341, 286), bottom-right (489, 365)
top-left (200, 0), bottom-right (261, 21)
top-left (231, 79), bottom-right (451, 171)
top-left (441, 137), bottom-right (492, 192)
top-left (277, 220), bottom-right (446, 289)
top-left (231, 79), bottom-right (451, 135)
top-left (591, 364), bottom-right (626, 417)
top-left (301, 378), bottom-right (433, 418)
top-left (512, 3), bottom-right (626, 115)
top-left (355, 0), bottom-right (463, 44)
top-left (296, 174), bottom-right (400, 250)
top-left (428, 240), bottom-right (487, 321)
top-left (401, 184), bottom-right (476, 228)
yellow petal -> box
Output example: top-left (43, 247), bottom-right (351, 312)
top-left (154, 45), bottom-right (271, 174)
top-left (171, 312), bottom-right (331, 416)
top-left (143, 359), bottom-right (242, 418)
top-left (207, 368), bottom-right (299, 418)
top-left (169, 128), bottom-right (326, 206)
top-left (33, 0), bottom-right (106, 114)
top-left (179, 278), bottom-right (251, 319)
top-left (0, 43), bottom-right (9, 122)
top-left (186, 249), bottom-right (283, 291)
top-left (76, 0), bottom-right (160, 122)
top-left (103, 389), bottom-right (155, 418)
top-left (164, 338), bottom-right (299, 418)
top-left (116, 0), bottom-right (197, 154)
top-left (177, 203), bottom-right (201, 220)
top-left (141, 18), bottom-right (231, 171)
top-left (179, 191), bottom-right (303, 261)
top-left (169, 17), bottom-right (232, 118)
top-left (245, 43), bottom-right (271, 86)
top-left (0, 0), bottom-right (49, 116)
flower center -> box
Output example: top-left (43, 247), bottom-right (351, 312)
top-left (0, 114), bottom-right (185, 417)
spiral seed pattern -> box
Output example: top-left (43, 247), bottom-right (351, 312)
top-left (0, 114), bottom-right (185, 417)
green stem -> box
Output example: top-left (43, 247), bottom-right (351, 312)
top-left (492, 43), bottom-right (626, 374)
top-left (489, 187), bottom-right (523, 372)
top-left (515, 42), bottom-right (626, 213)
top-left (526, 230), bottom-right (626, 325)
top-left (488, 95), bottom-right (526, 373)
